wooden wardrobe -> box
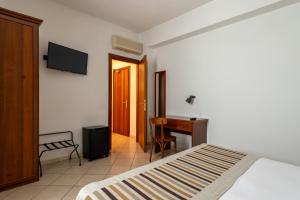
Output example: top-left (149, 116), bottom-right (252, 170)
top-left (0, 7), bottom-right (42, 191)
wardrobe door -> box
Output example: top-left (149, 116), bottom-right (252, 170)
top-left (0, 17), bottom-right (38, 189)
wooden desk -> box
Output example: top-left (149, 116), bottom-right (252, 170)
top-left (155, 116), bottom-right (208, 152)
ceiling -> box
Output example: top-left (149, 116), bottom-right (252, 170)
top-left (52, 0), bottom-right (212, 32)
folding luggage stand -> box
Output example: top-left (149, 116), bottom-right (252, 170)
top-left (39, 131), bottom-right (81, 176)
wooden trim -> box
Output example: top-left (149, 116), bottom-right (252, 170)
top-left (125, 66), bottom-right (131, 137)
top-left (154, 70), bottom-right (166, 117)
top-left (0, 7), bottom-right (43, 25)
top-left (108, 55), bottom-right (112, 149)
top-left (136, 63), bottom-right (139, 143)
top-left (154, 71), bottom-right (157, 117)
top-left (108, 54), bottom-right (140, 148)
top-left (33, 25), bottom-right (39, 181)
top-left (135, 63), bottom-right (139, 143)
top-left (109, 53), bottom-right (140, 64)
top-left (144, 56), bottom-right (148, 148)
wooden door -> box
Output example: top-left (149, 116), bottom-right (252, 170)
top-left (137, 56), bottom-right (148, 151)
top-left (0, 9), bottom-right (41, 190)
top-left (112, 67), bottom-right (130, 136)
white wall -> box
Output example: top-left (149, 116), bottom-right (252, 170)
top-left (0, 0), bottom-right (141, 161)
top-left (156, 3), bottom-right (300, 165)
top-left (112, 60), bottom-right (137, 137)
top-left (2, 0), bottom-right (299, 165)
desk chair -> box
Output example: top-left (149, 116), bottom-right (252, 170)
top-left (149, 117), bottom-right (177, 162)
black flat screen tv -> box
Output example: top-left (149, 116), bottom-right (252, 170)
top-left (47, 42), bottom-right (88, 75)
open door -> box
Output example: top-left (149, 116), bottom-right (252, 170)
top-left (137, 56), bottom-right (148, 152)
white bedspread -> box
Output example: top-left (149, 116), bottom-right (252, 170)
top-left (220, 158), bottom-right (300, 200)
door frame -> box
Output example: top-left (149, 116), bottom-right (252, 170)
top-left (112, 66), bottom-right (130, 136)
top-left (154, 70), bottom-right (166, 117)
top-left (108, 54), bottom-right (140, 148)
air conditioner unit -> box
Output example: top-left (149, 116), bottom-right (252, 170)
top-left (112, 35), bottom-right (143, 55)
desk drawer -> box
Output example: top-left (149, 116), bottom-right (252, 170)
top-left (166, 119), bottom-right (193, 132)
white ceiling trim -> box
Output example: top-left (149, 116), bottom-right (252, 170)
top-left (141, 0), bottom-right (300, 47)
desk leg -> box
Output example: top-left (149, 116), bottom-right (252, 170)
top-left (192, 123), bottom-right (207, 146)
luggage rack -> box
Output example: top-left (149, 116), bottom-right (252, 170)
top-left (39, 131), bottom-right (81, 176)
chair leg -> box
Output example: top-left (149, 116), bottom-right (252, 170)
top-left (39, 158), bottom-right (43, 177)
top-left (174, 140), bottom-right (177, 153)
top-left (74, 145), bottom-right (82, 166)
top-left (160, 143), bottom-right (165, 158)
top-left (149, 143), bottom-right (153, 162)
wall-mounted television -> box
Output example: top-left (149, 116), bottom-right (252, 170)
top-left (46, 42), bottom-right (88, 75)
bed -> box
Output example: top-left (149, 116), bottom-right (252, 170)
top-left (76, 144), bottom-right (300, 200)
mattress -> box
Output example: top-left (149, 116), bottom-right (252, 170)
top-left (76, 144), bottom-right (258, 200)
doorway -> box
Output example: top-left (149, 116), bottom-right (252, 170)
top-left (108, 54), bottom-right (148, 152)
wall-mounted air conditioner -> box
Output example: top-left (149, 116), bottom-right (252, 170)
top-left (112, 35), bottom-right (143, 55)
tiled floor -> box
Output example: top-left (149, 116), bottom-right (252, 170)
top-left (0, 133), bottom-right (177, 200)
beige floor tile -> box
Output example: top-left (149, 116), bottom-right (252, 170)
top-left (62, 186), bottom-right (82, 200)
top-left (32, 186), bottom-right (71, 200)
top-left (133, 155), bottom-right (150, 163)
top-left (108, 154), bottom-right (119, 161)
top-left (45, 164), bottom-right (71, 174)
top-left (134, 152), bottom-right (150, 158)
top-left (76, 175), bottom-right (105, 186)
top-left (86, 166), bottom-right (111, 175)
top-left (131, 163), bottom-right (147, 169)
top-left (42, 162), bottom-right (59, 171)
top-left (64, 166), bottom-right (90, 175)
top-left (57, 159), bottom-right (82, 167)
top-left (80, 160), bottom-right (96, 167)
top-left (31, 174), bottom-right (61, 186)
top-left (118, 148), bottom-right (136, 154)
top-left (117, 152), bottom-right (136, 158)
top-left (110, 148), bottom-right (120, 153)
top-left (89, 163), bottom-right (112, 169)
top-left (108, 166), bottom-right (131, 175)
top-left (132, 159), bottom-right (149, 166)
top-left (105, 174), bottom-right (116, 179)
top-left (0, 189), bottom-right (15, 200)
top-left (4, 185), bottom-right (45, 200)
top-left (88, 157), bottom-right (116, 167)
top-left (51, 174), bottom-right (82, 186)
top-left (135, 148), bottom-right (145, 154)
top-left (113, 158), bottom-right (134, 167)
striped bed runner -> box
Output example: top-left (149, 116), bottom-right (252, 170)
top-left (83, 144), bottom-right (257, 200)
